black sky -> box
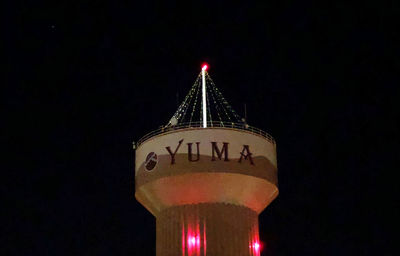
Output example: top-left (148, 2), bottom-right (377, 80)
top-left (3, 1), bottom-right (399, 255)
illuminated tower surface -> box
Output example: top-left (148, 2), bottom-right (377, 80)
top-left (134, 65), bottom-right (278, 256)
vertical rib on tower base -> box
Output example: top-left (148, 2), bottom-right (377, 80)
top-left (156, 203), bottom-right (260, 256)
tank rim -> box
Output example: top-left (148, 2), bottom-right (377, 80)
top-left (135, 121), bottom-right (275, 148)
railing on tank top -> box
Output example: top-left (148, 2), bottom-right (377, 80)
top-left (135, 121), bottom-right (275, 147)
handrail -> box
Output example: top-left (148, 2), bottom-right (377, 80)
top-left (135, 121), bottom-right (275, 148)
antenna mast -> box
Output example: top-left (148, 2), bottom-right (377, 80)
top-left (201, 64), bottom-right (208, 128)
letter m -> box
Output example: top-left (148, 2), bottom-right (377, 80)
top-left (211, 142), bottom-right (229, 161)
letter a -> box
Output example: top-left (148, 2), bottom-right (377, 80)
top-left (238, 145), bottom-right (254, 165)
top-left (166, 139), bottom-right (183, 164)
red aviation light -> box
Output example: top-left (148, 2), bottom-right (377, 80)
top-left (188, 235), bottom-right (200, 247)
top-left (201, 63), bottom-right (208, 71)
top-left (249, 241), bottom-right (262, 256)
top-left (186, 234), bottom-right (201, 255)
top-left (183, 220), bottom-right (204, 256)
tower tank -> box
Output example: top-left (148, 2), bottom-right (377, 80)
top-left (134, 65), bottom-right (278, 256)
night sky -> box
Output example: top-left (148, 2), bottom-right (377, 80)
top-left (4, 1), bottom-right (398, 255)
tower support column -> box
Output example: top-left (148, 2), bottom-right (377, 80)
top-left (156, 203), bottom-right (260, 256)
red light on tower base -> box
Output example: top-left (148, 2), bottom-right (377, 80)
top-left (183, 220), bottom-right (203, 256)
top-left (187, 235), bottom-right (200, 247)
top-left (249, 241), bottom-right (263, 256)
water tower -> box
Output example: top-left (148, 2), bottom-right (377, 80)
top-left (134, 64), bottom-right (278, 256)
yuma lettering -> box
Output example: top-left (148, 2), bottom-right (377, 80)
top-left (165, 139), bottom-right (255, 165)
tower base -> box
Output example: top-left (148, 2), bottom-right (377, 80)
top-left (156, 203), bottom-right (260, 256)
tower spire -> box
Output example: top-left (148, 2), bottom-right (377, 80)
top-left (201, 64), bottom-right (208, 128)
